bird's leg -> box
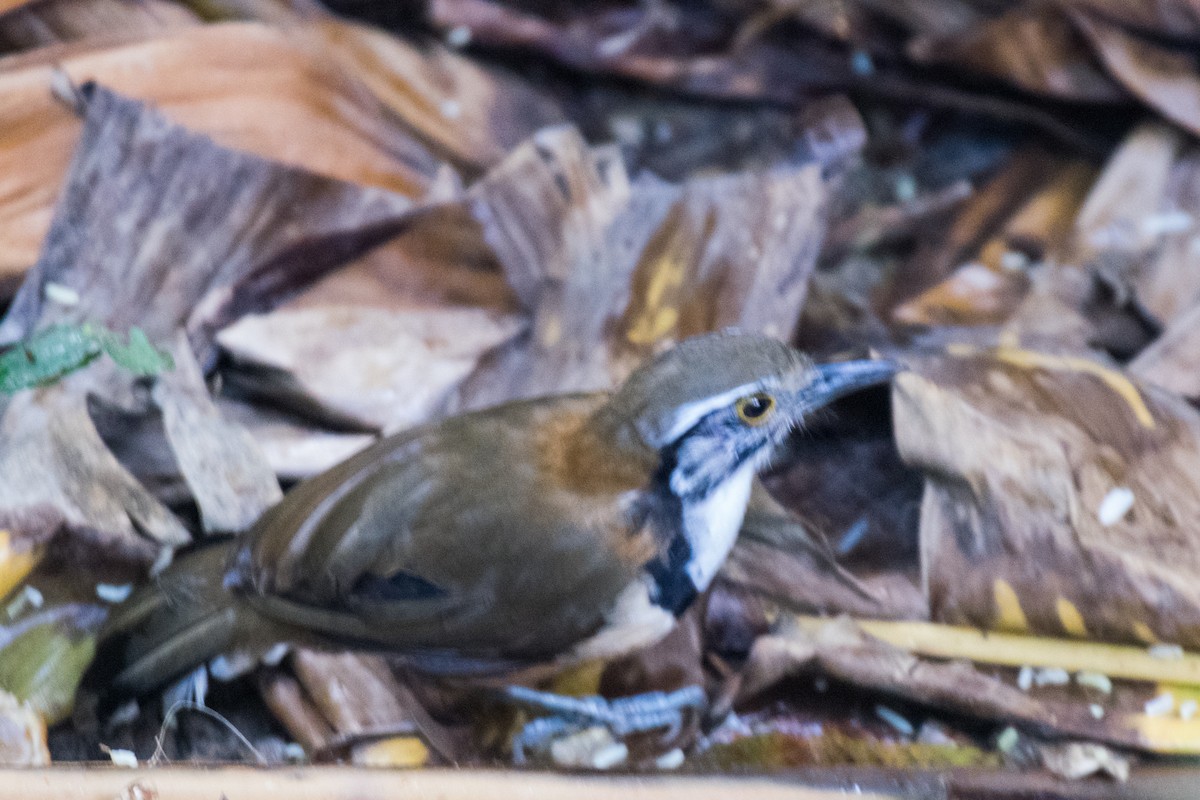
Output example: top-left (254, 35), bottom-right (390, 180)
top-left (503, 685), bottom-right (707, 764)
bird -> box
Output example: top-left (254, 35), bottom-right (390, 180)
top-left (86, 332), bottom-right (896, 748)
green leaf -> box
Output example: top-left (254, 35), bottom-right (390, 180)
top-left (0, 325), bottom-right (103, 394)
top-left (96, 326), bottom-right (174, 376)
top-left (0, 323), bottom-right (173, 395)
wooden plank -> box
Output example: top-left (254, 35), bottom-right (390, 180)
top-left (0, 766), bottom-right (901, 800)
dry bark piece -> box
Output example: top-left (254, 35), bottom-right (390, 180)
top-left (285, 650), bottom-right (459, 762)
top-left (894, 348), bottom-right (1200, 649)
top-left (217, 305), bottom-right (522, 434)
top-left (290, 651), bottom-right (420, 743)
top-left (257, 668), bottom-right (336, 754)
top-left (154, 333), bottom-right (282, 535)
top-left (1039, 741), bottom-right (1131, 781)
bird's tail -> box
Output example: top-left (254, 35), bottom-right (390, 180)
top-left (83, 537), bottom-right (265, 704)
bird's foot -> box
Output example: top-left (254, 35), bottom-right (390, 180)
top-left (503, 684), bottom-right (706, 766)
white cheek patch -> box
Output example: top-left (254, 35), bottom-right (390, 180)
top-left (681, 464), bottom-right (755, 591)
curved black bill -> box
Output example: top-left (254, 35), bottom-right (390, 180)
top-left (799, 358), bottom-right (900, 412)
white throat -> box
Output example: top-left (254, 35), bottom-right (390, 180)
top-left (680, 464), bottom-right (755, 591)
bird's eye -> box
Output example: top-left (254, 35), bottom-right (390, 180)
top-left (736, 393), bottom-right (776, 425)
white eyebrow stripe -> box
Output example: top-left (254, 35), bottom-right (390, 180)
top-left (657, 382), bottom-right (763, 443)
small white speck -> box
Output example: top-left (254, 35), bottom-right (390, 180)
top-left (875, 705), bottom-right (914, 736)
top-left (1075, 671), bottom-right (1113, 695)
top-left (999, 250), bottom-right (1030, 272)
top-left (1017, 665), bottom-right (1034, 691)
top-left (851, 50), bottom-right (875, 76)
top-left (107, 748), bottom-right (138, 768)
top-left (996, 727), bottom-right (1019, 753)
top-left (150, 546), bottom-right (175, 578)
top-left (1089, 703), bottom-right (1105, 719)
top-left (262, 643), bottom-right (289, 666)
top-left (954, 262), bottom-right (1004, 292)
top-left (445, 25), bottom-right (472, 48)
top-left (284, 742), bottom-right (306, 761)
top-left (590, 742), bottom-right (629, 770)
top-left (1145, 692), bottom-right (1175, 717)
top-left (1097, 487), bottom-right (1134, 526)
top-left (1034, 667), bottom-right (1070, 687)
top-left (6, 585), bottom-right (43, 618)
top-left (1149, 643), bottom-right (1184, 660)
top-left (44, 282), bottom-right (79, 306)
top-left (609, 117), bottom-right (644, 146)
top-left (894, 174), bottom-right (917, 203)
top-left (1140, 210), bottom-right (1193, 238)
top-left (1181, 700), bottom-right (1198, 721)
top-left (654, 748), bottom-right (685, 769)
top-left (96, 583), bottom-right (132, 603)
top-left (439, 100), bottom-right (462, 120)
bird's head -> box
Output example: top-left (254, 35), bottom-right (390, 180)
top-left (593, 333), bottom-right (897, 499)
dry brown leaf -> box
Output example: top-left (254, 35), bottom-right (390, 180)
top-left (1129, 303), bottom-right (1200, 398)
top-left (304, 18), bottom-right (563, 174)
top-left (429, 0), bottom-right (856, 105)
top-left (154, 333), bottom-right (282, 535)
top-left (894, 146), bottom-right (1063, 309)
top-left (218, 306), bottom-right (522, 434)
top-left (0, 0), bottom-right (197, 51)
top-left (894, 348), bottom-right (1200, 649)
top-left (216, 398), bottom-right (374, 482)
top-left (1061, 0), bottom-right (1200, 40)
top-left (893, 161), bottom-right (1096, 327)
top-left (1072, 10), bottom-right (1200, 136)
top-left (908, 5), bottom-right (1125, 102)
top-left (0, 84), bottom-right (428, 566)
top-left (1068, 123), bottom-right (1200, 328)
top-left (737, 615), bottom-right (1200, 755)
top-left (0, 21), bottom-right (445, 285)
top-left (454, 126), bottom-right (831, 408)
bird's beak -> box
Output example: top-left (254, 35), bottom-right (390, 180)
top-left (796, 358), bottom-right (899, 413)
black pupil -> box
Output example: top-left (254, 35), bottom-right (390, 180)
top-left (743, 396), bottom-right (770, 418)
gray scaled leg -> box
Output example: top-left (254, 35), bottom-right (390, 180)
top-left (502, 685), bottom-right (707, 764)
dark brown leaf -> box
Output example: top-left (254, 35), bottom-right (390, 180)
top-left (894, 348), bottom-right (1200, 648)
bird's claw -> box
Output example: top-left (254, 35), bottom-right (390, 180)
top-left (504, 685), bottom-right (707, 765)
